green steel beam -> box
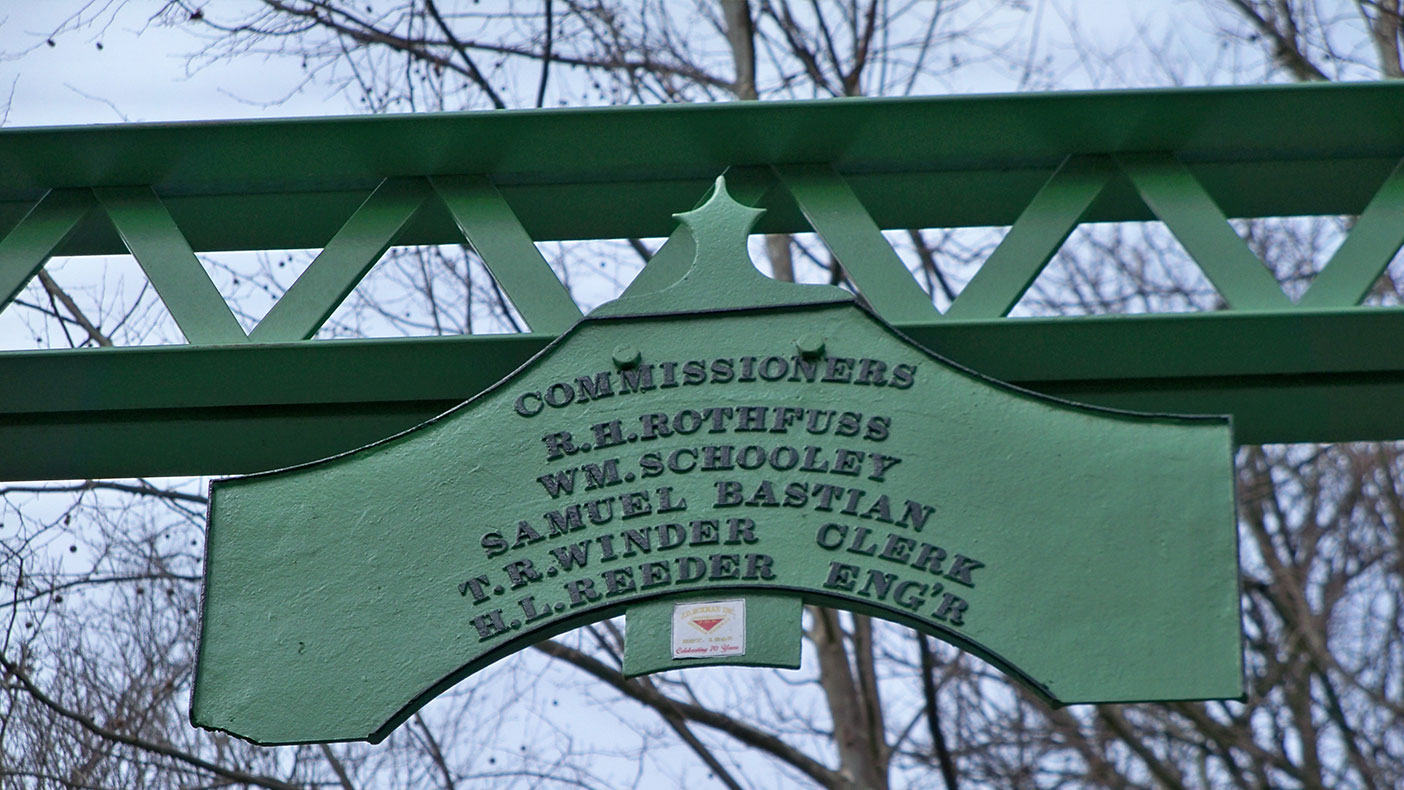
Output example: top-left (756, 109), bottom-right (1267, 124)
top-left (945, 156), bottom-right (1114, 320)
top-left (0, 189), bottom-right (92, 311)
top-left (6, 83), bottom-right (1404, 254)
top-left (7, 83), bottom-right (1404, 481)
top-left (1117, 154), bottom-right (1290, 311)
top-left (250, 178), bottom-right (429, 342)
top-left (0, 308), bottom-right (1402, 480)
top-left (92, 187), bottom-right (249, 345)
top-left (1298, 155), bottom-right (1404, 308)
top-left (430, 176), bottom-right (580, 333)
top-left (774, 164), bottom-right (936, 322)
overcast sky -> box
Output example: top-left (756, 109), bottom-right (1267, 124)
top-left (2, 1), bottom-right (351, 127)
top-left (0, 1), bottom-right (1226, 129)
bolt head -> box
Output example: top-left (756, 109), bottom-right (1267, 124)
top-left (796, 334), bottom-right (825, 358)
top-left (612, 344), bottom-right (641, 369)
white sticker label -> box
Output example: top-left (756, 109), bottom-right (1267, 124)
top-left (672, 599), bottom-right (746, 660)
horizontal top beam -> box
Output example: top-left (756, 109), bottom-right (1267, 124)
top-left (4, 82), bottom-right (1404, 252)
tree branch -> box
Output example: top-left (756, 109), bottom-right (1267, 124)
top-left (633, 673), bottom-right (744, 790)
top-left (917, 635), bottom-right (958, 790)
top-left (0, 652), bottom-right (303, 790)
top-left (423, 0), bottom-right (507, 108)
top-left (36, 270), bottom-right (112, 347)
top-left (1225, 0), bottom-right (1330, 80)
top-left (532, 639), bottom-right (842, 788)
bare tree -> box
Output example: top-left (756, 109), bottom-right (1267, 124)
top-left (1, 2), bottom-right (1403, 789)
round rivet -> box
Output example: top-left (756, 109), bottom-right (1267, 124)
top-left (612, 344), bottom-right (641, 369)
top-left (796, 333), bottom-right (825, 358)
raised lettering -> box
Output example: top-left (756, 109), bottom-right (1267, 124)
top-left (890, 363), bottom-right (916, 389)
top-left (639, 560), bottom-right (671, 588)
top-left (481, 532), bottom-right (508, 558)
top-left (864, 416), bottom-right (891, 442)
top-left (620, 490), bottom-right (652, 519)
top-left (581, 459), bottom-right (622, 490)
top-left (676, 556), bottom-right (708, 582)
top-left (868, 452), bottom-right (901, 480)
top-left (514, 391), bottom-right (543, 417)
top-left (726, 517), bottom-right (758, 544)
top-left (542, 431), bottom-right (578, 462)
top-left (847, 525), bottom-right (879, 556)
top-left (708, 554), bottom-right (741, 580)
top-left (472, 609), bottom-right (510, 641)
top-left (543, 505), bottom-right (584, 536)
top-left (855, 358), bottom-right (887, 386)
top-left (592, 419), bottom-right (627, 449)
top-left (575, 372), bottom-right (614, 402)
top-left (823, 357), bottom-right (856, 382)
top-left (639, 412), bottom-right (672, 439)
top-left (537, 468), bottom-right (577, 497)
top-left (518, 595), bottom-right (552, 623)
top-left (656, 486), bottom-right (687, 513)
top-left (601, 567), bottom-right (637, 596)
top-left (619, 365), bottom-right (656, 394)
top-left (458, 574), bottom-right (492, 603)
top-left (945, 555), bottom-right (984, 587)
top-left (899, 500), bottom-right (935, 531)
top-left (565, 578), bottom-right (602, 606)
top-left (878, 534), bottom-right (916, 564)
top-left (823, 561), bottom-right (860, 591)
top-left (743, 553), bottom-right (776, 580)
top-left (503, 559), bottom-right (543, 588)
top-left (690, 519), bottom-right (720, 545)
top-left (933, 593), bottom-right (968, 625)
top-left (549, 541), bottom-right (590, 571)
top-left (715, 480), bottom-right (743, 506)
top-left (816, 522), bottom-right (847, 549)
top-left (858, 569), bottom-right (897, 600)
top-left (736, 406), bottom-right (768, 432)
top-left (893, 580), bottom-right (927, 611)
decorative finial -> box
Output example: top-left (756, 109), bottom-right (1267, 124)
top-left (587, 172), bottom-right (851, 318)
top-left (670, 176), bottom-right (766, 269)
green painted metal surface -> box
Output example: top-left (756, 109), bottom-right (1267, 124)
top-left (93, 186), bottom-right (249, 345)
top-left (8, 306), bottom-right (1404, 480)
top-left (1116, 155), bottom-right (1289, 311)
top-left (594, 177), bottom-right (850, 318)
top-left (7, 81), bottom-right (1404, 251)
top-left (250, 178), bottom-right (429, 342)
top-left (1298, 156), bottom-right (1404, 309)
top-left (193, 182), bottom-right (1239, 744)
top-left (0, 189), bottom-right (92, 310)
top-left (431, 175), bottom-right (581, 333)
top-left (774, 164), bottom-right (935, 322)
top-left (6, 82), bottom-right (1404, 479)
top-left (945, 156), bottom-right (1114, 320)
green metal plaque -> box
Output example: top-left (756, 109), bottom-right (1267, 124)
top-left (192, 179), bottom-right (1241, 745)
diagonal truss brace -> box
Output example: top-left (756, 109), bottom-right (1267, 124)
top-left (1, 176), bottom-right (581, 346)
top-left (1299, 157), bottom-right (1404, 308)
top-left (0, 189), bottom-right (94, 311)
top-left (945, 156), bottom-right (1115, 320)
top-left (251, 178), bottom-right (429, 342)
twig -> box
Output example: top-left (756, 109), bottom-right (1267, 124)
top-left (424, 0), bottom-right (507, 108)
top-left (0, 652), bottom-right (303, 790)
top-left (533, 639), bottom-right (840, 788)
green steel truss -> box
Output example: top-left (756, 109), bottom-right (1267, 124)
top-left (5, 82), bottom-right (1404, 481)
